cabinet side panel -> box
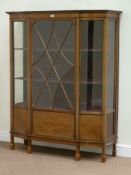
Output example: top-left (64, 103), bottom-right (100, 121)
top-left (32, 111), bottom-right (74, 139)
top-left (106, 113), bottom-right (113, 138)
top-left (80, 114), bottom-right (102, 141)
top-left (13, 108), bottom-right (28, 133)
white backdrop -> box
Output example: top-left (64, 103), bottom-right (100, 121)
top-left (0, 0), bottom-right (131, 152)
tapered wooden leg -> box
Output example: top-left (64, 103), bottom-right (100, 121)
top-left (24, 139), bottom-right (28, 145)
top-left (10, 135), bottom-right (15, 150)
top-left (101, 147), bottom-right (106, 163)
top-left (112, 143), bottom-right (116, 157)
top-left (75, 144), bottom-right (80, 161)
top-left (27, 139), bottom-right (32, 154)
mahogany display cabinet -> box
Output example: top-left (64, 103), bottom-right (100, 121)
top-left (7, 10), bottom-right (121, 162)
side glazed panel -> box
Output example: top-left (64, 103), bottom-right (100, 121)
top-left (106, 20), bottom-right (116, 112)
top-left (80, 20), bottom-right (104, 112)
top-left (13, 21), bottom-right (27, 107)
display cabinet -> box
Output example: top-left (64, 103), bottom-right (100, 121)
top-left (7, 10), bottom-right (121, 162)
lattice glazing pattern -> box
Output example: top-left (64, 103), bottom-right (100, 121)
top-left (32, 20), bottom-right (75, 110)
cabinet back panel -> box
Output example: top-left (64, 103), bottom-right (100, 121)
top-left (32, 111), bottom-right (74, 139)
top-left (80, 114), bottom-right (102, 141)
top-left (14, 108), bottom-right (28, 133)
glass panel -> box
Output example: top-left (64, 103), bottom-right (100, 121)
top-left (14, 50), bottom-right (27, 78)
top-left (80, 20), bottom-right (103, 111)
top-left (14, 22), bottom-right (27, 49)
top-left (107, 21), bottom-right (115, 111)
top-left (32, 20), bottom-right (74, 110)
top-left (14, 79), bottom-right (27, 106)
top-left (13, 22), bottom-right (27, 106)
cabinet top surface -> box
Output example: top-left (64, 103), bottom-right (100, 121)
top-left (6, 10), bottom-right (122, 15)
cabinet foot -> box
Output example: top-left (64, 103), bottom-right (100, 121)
top-left (27, 140), bottom-right (32, 154)
top-left (101, 155), bottom-right (106, 163)
top-left (24, 139), bottom-right (28, 145)
top-left (101, 147), bottom-right (106, 163)
top-left (112, 144), bottom-right (116, 157)
top-left (27, 146), bottom-right (32, 154)
top-left (10, 135), bottom-right (15, 150)
top-left (75, 145), bottom-right (80, 161)
top-left (10, 143), bottom-right (15, 150)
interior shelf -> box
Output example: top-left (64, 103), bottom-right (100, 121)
top-left (15, 77), bottom-right (103, 84)
top-left (14, 48), bottom-right (27, 50)
top-left (81, 81), bottom-right (102, 84)
top-left (14, 102), bottom-right (27, 108)
top-left (33, 48), bottom-right (103, 52)
top-left (14, 77), bottom-right (27, 80)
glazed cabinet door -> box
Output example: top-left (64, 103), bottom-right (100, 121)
top-left (31, 19), bottom-right (75, 139)
top-left (80, 20), bottom-right (104, 141)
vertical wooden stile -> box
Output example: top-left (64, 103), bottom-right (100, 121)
top-left (27, 19), bottom-right (32, 153)
top-left (114, 17), bottom-right (120, 142)
top-left (75, 17), bottom-right (80, 141)
top-left (10, 18), bottom-right (14, 149)
top-left (102, 18), bottom-right (109, 144)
